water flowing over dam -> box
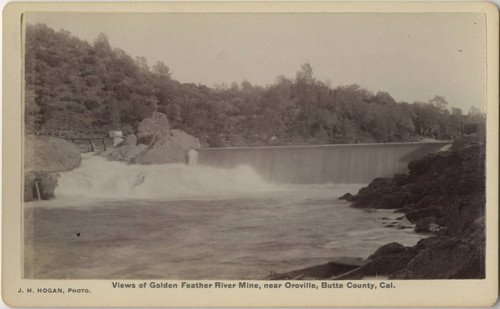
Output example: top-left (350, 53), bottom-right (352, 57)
top-left (196, 142), bottom-right (451, 184)
top-left (56, 156), bottom-right (277, 200)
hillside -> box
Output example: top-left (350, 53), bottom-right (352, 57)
top-left (25, 23), bottom-right (483, 147)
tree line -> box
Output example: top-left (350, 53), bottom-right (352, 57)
top-left (25, 23), bottom-right (485, 147)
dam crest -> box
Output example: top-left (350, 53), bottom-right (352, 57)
top-left (194, 142), bottom-right (451, 184)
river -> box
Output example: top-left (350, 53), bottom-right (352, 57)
top-left (23, 154), bottom-right (428, 279)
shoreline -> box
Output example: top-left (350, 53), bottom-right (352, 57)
top-left (263, 204), bottom-right (430, 280)
top-left (266, 135), bottom-right (485, 280)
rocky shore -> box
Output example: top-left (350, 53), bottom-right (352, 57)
top-left (268, 135), bottom-right (485, 280)
top-left (24, 135), bottom-right (82, 201)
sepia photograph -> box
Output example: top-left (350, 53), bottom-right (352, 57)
top-left (3, 2), bottom-right (498, 307)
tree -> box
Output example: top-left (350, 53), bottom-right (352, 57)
top-left (25, 23), bottom-right (467, 146)
top-left (467, 106), bottom-right (485, 123)
top-left (429, 95), bottom-right (448, 111)
top-left (135, 56), bottom-right (149, 72)
top-left (451, 107), bottom-right (463, 117)
top-left (152, 61), bottom-right (171, 78)
top-left (295, 62), bottom-right (315, 85)
top-left (94, 33), bottom-right (111, 54)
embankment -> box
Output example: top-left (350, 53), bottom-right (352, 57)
top-left (24, 135), bottom-right (81, 201)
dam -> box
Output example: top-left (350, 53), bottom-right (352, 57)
top-left (195, 142), bottom-right (451, 184)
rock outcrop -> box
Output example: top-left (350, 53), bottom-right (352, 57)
top-left (134, 129), bottom-right (201, 165)
top-left (349, 136), bottom-right (485, 237)
top-left (25, 135), bottom-right (81, 173)
top-left (122, 133), bottom-right (137, 146)
top-left (102, 144), bottom-right (148, 162)
top-left (136, 112), bottom-right (170, 146)
top-left (337, 135), bottom-right (486, 279)
top-left (100, 113), bottom-right (200, 165)
top-left (24, 135), bottom-right (81, 201)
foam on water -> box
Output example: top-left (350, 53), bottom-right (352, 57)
top-left (56, 155), bottom-right (279, 200)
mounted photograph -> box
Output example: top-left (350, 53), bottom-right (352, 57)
top-left (22, 11), bottom-right (489, 281)
top-left (3, 2), bottom-right (498, 307)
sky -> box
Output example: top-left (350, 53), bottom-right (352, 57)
top-left (25, 12), bottom-right (486, 113)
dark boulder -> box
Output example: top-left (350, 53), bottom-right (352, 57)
top-left (356, 177), bottom-right (395, 196)
top-left (369, 242), bottom-right (407, 257)
top-left (339, 192), bottom-right (354, 201)
top-left (34, 173), bottom-right (59, 200)
top-left (351, 178), bottom-right (407, 209)
top-left (378, 191), bottom-right (407, 209)
top-left (26, 172), bottom-right (59, 201)
top-left (393, 173), bottom-right (411, 185)
top-left (356, 243), bottom-right (417, 277)
top-left (406, 208), bottom-right (443, 223)
top-left (414, 195), bottom-right (436, 209)
top-left (413, 217), bottom-right (438, 233)
top-left (408, 151), bottom-right (461, 177)
top-left (402, 236), bottom-right (485, 279)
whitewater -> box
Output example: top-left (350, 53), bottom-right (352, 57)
top-left (56, 155), bottom-right (280, 200)
top-left (24, 154), bottom-right (425, 279)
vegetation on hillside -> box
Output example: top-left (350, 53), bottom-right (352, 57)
top-left (25, 23), bottom-right (485, 147)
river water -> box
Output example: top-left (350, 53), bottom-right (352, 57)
top-left (24, 155), bottom-right (425, 279)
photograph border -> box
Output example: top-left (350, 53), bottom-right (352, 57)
top-left (3, 1), bottom-right (499, 307)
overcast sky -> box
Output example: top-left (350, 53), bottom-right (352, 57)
top-left (26, 12), bottom-right (486, 112)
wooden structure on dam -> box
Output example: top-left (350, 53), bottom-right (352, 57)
top-left (65, 137), bottom-right (115, 152)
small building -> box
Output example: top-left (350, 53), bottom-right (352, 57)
top-left (109, 130), bottom-right (124, 146)
top-left (108, 130), bottom-right (123, 138)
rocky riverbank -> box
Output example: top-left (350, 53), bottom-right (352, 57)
top-left (268, 135), bottom-right (485, 280)
top-left (24, 135), bottom-right (82, 201)
top-left (343, 135), bottom-right (486, 279)
top-left (99, 112), bottom-right (201, 164)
